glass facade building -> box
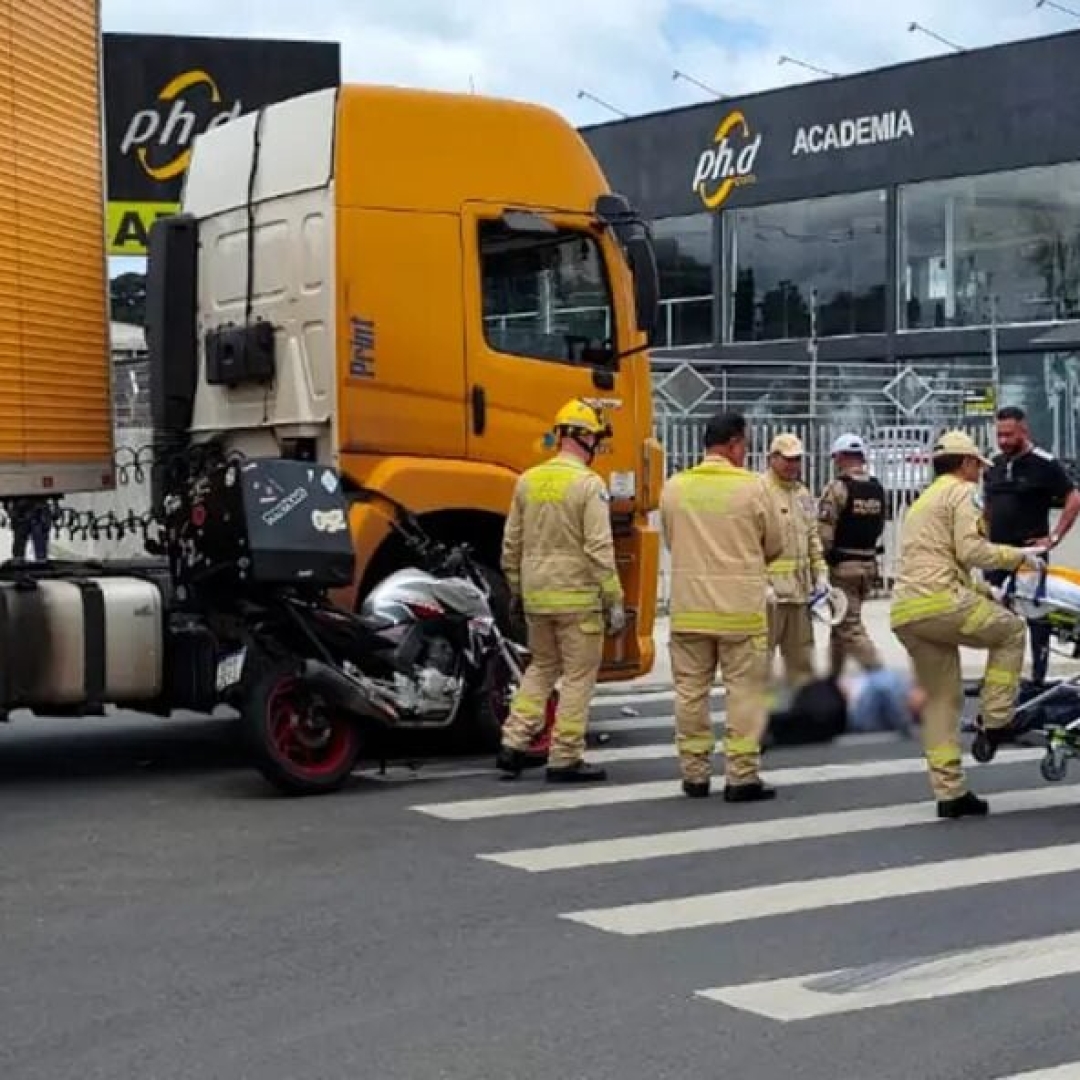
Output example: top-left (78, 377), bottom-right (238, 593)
top-left (580, 29), bottom-right (1080, 462)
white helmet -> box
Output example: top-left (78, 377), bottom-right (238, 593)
top-left (831, 433), bottom-right (868, 457)
top-left (810, 585), bottom-right (849, 627)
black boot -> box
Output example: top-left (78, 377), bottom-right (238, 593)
top-left (972, 720), bottom-right (1020, 763)
top-left (682, 779), bottom-right (710, 799)
top-left (495, 747), bottom-right (547, 776)
top-left (937, 791), bottom-right (990, 819)
top-left (545, 761), bottom-right (607, 783)
top-left (723, 780), bottom-right (776, 803)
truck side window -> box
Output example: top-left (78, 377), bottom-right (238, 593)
top-left (479, 219), bottom-right (615, 367)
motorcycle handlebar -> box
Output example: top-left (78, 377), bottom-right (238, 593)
top-left (437, 543), bottom-right (474, 578)
top-left (350, 486), bottom-right (482, 583)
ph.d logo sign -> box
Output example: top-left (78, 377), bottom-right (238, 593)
top-left (691, 109), bottom-right (761, 210)
top-left (120, 68), bottom-right (243, 183)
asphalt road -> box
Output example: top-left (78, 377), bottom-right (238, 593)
top-left (3, 697), bottom-right (1080, 1080)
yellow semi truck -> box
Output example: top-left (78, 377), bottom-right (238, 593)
top-left (0, 0), bottom-right (663, 794)
top-left (151, 83), bottom-right (664, 683)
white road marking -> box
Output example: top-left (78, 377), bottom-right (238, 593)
top-left (586, 731), bottom-right (900, 763)
top-left (591, 716), bottom-right (676, 734)
top-left (593, 689), bottom-right (693, 709)
top-left (696, 929), bottom-right (1080, 1021)
top-left (479, 784), bottom-right (1080, 872)
top-left (561, 841), bottom-right (1080, 936)
top-left (991, 1066), bottom-right (1080, 1080)
top-left (411, 748), bottom-right (1045, 820)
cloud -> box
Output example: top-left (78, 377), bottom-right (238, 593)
top-left (101, 0), bottom-right (1075, 125)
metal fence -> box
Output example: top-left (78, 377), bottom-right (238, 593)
top-left (26, 349), bottom-right (1007, 600)
top-left (650, 353), bottom-right (1002, 609)
top-left (653, 412), bottom-right (989, 592)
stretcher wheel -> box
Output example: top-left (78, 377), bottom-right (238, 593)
top-left (1040, 745), bottom-right (1069, 783)
top-left (971, 727), bottom-right (996, 764)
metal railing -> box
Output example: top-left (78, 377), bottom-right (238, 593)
top-left (483, 296), bottom-right (715, 349)
top-left (659, 296), bottom-right (713, 348)
top-left (651, 413), bottom-right (995, 610)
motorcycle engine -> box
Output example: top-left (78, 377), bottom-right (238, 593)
top-left (391, 637), bottom-right (462, 717)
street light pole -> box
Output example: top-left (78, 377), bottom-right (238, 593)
top-left (777, 54), bottom-right (840, 78)
top-left (907, 22), bottom-right (964, 51)
top-left (1036, 0), bottom-right (1080, 21)
top-left (672, 69), bottom-right (725, 98)
top-left (575, 89), bottom-right (628, 119)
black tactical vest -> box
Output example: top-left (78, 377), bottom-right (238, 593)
top-left (833, 475), bottom-right (886, 556)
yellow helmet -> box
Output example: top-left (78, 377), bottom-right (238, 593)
top-left (552, 398), bottom-right (611, 438)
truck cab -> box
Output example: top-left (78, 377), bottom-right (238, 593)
top-left (148, 84), bottom-right (662, 680)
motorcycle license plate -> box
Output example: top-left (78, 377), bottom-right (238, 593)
top-left (216, 647), bottom-right (247, 692)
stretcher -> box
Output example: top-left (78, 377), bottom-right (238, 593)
top-left (971, 565), bottom-right (1080, 781)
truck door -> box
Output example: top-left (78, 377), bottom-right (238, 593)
top-left (460, 202), bottom-right (638, 487)
top-left (460, 202), bottom-right (655, 678)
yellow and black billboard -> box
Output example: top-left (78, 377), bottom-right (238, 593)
top-left (103, 33), bottom-right (340, 256)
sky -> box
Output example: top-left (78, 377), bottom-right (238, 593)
top-left (101, 0), bottom-right (1076, 279)
top-left (100, 0), bottom-right (1080, 126)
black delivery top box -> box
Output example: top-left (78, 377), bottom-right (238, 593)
top-left (186, 458), bottom-right (356, 590)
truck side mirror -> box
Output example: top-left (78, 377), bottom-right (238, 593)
top-left (594, 193), bottom-right (660, 344)
top-left (626, 231), bottom-right (659, 344)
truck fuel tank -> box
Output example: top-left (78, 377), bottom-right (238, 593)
top-left (0, 575), bottom-right (165, 711)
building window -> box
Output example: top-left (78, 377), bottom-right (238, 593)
top-left (900, 163), bottom-right (1080, 330)
top-left (651, 214), bottom-right (714, 346)
top-left (725, 190), bottom-right (888, 342)
top-left (479, 218), bottom-right (615, 366)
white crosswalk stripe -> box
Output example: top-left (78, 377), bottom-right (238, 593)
top-left (478, 784), bottom-right (1080, 872)
top-left (586, 730), bottom-right (900, 763)
top-left (695, 929), bottom-right (1080, 1020)
top-left (409, 724), bottom-right (1080, 1059)
top-left (993, 1066), bottom-right (1080, 1079)
top-left (590, 716), bottom-right (675, 734)
top-left (411, 747), bottom-right (1045, 820)
top-left (561, 842), bottom-right (1080, 936)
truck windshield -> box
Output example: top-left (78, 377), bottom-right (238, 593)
top-left (479, 219), bottom-right (615, 367)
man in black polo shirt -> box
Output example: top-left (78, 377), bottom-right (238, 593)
top-left (984, 406), bottom-right (1080, 684)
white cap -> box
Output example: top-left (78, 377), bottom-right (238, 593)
top-left (831, 433), bottom-right (867, 456)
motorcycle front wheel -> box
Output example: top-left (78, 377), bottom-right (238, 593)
top-left (242, 658), bottom-right (362, 796)
top-left (463, 652), bottom-right (557, 754)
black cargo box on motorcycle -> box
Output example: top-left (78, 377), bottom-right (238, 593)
top-left (175, 458), bottom-right (356, 590)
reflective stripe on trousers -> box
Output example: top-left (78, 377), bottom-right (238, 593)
top-left (669, 632), bottom-right (768, 786)
top-left (501, 612), bottom-right (604, 768)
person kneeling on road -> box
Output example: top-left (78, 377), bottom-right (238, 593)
top-left (890, 430), bottom-right (1045, 819)
top-left (496, 399), bottom-right (625, 784)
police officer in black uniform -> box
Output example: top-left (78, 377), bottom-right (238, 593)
top-left (984, 406), bottom-right (1080, 685)
top-left (818, 433), bottom-right (888, 678)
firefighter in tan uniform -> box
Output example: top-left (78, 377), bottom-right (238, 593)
top-left (497, 399), bottom-right (626, 784)
top-left (818, 433), bottom-right (887, 678)
top-left (661, 411), bottom-right (784, 801)
top-left (891, 430), bottom-right (1047, 818)
top-left (763, 434), bottom-right (828, 691)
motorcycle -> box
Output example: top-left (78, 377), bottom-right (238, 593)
top-left (222, 504), bottom-right (554, 796)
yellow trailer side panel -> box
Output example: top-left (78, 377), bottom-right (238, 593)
top-left (0, 0), bottom-right (112, 493)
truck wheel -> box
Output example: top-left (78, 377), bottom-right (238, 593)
top-left (242, 660), bottom-right (361, 796)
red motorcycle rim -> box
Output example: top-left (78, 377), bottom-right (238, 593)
top-left (266, 677), bottom-right (355, 778)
